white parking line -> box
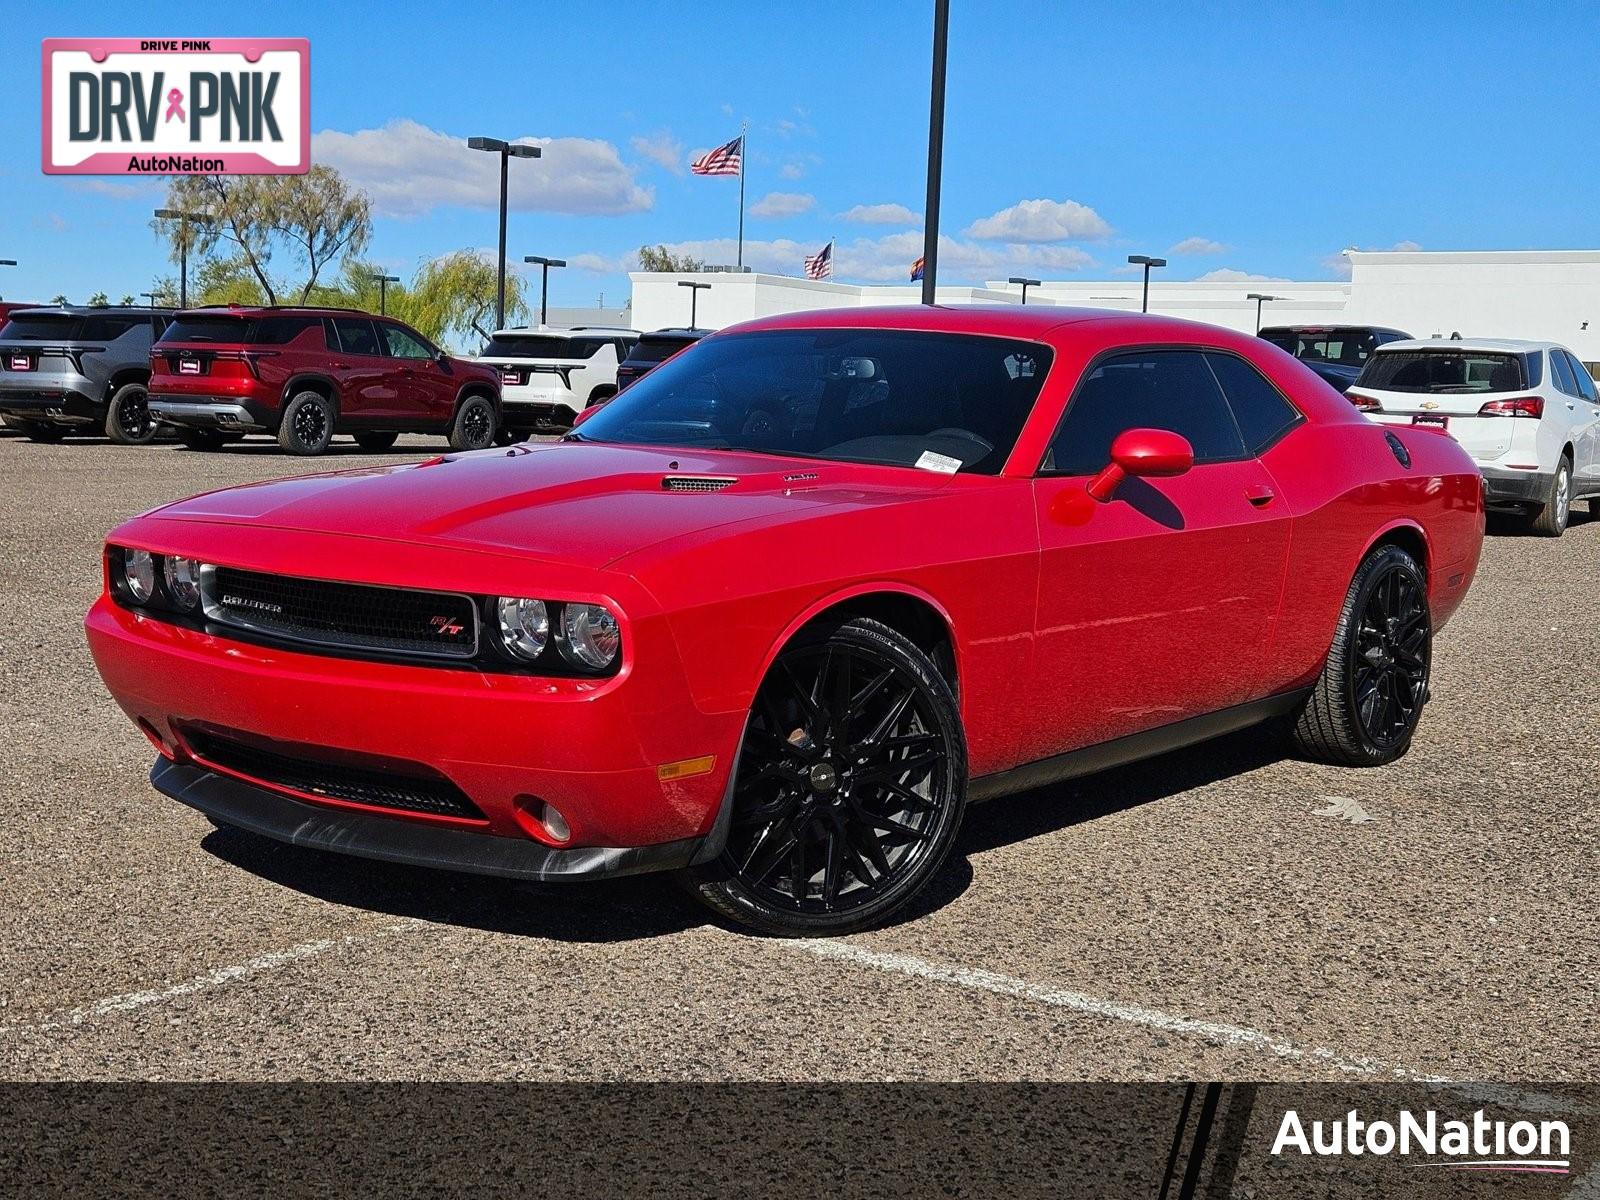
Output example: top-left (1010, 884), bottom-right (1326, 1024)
top-left (0, 920), bottom-right (424, 1035)
top-left (787, 938), bottom-right (1448, 1082)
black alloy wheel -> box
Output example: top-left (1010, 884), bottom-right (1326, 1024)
top-left (1292, 544), bottom-right (1431, 766)
top-left (449, 395), bottom-right (496, 451)
top-left (105, 382), bottom-right (157, 445)
top-left (685, 616), bottom-right (967, 936)
top-left (277, 391), bottom-right (334, 456)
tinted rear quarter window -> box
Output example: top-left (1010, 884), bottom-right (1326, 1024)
top-left (2, 315), bottom-right (86, 341)
top-left (252, 317), bottom-right (324, 347)
top-left (481, 335), bottom-right (571, 358)
top-left (1564, 352), bottom-right (1597, 401)
top-left (1549, 350), bottom-right (1578, 396)
top-left (1204, 352), bottom-right (1301, 452)
top-left (1047, 349), bottom-right (1247, 475)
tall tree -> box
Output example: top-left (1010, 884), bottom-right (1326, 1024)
top-left (638, 244), bottom-right (705, 272)
top-left (407, 251), bottom-right (528, 345)
top-left (86, 291), bottom-right (109, 306)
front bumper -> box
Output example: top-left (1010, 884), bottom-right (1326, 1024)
top-left (1479, 466), bottom-right (1550, 506)
top-left (148, 395), bottom-right (271, 431)
top-left (153, 758), bottom-right (702, 881)
top-left (0, 381), bottom-right (101, 424)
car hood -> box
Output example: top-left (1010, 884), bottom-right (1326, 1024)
top-left (142, 441), bottom-right (958, 570)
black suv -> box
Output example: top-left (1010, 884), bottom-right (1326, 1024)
top-left (0, 306), bottom-right (175, 443)
top-left (614, 328), bottom-right (708, 393)
top-left (1258, 325), bottom-right (1412, 394)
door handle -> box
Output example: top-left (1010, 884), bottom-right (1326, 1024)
top-left (1245, 484), bottom-right (1276, 507)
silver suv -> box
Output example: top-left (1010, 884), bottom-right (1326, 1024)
top-left (0, 306), bottom-right (175, 444)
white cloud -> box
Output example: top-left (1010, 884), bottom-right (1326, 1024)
top-left (639, 232), bottom-right (1094, 283)
top-left (840, 203), bottom-right (922, 226)
top-left (779, 162), bottom-right (805, 180)
top-left (629, 131), bottom-right (685, 176)
top-left (720, 102), bottom-right (735, 116)
top-left (569, 252), bottom-right (628, 273)
top-left (1169, 236), bottom-right (1228, 256)
top-left (749, 191), bottom-right (815, 219)
top-left (964, 198), bottom-right (1111, 242)
top-left (1193, 268), bottom-right (1292, 283)
top-left (1322, 240), bottom-right (1422, 278)
top-left (311, 119), bottom-right (653, 219)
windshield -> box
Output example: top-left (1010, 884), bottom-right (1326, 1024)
top-left (626, 335), bottom-right (696, 365)
top-left (0, 314), bottom-right (84, 341)
top-left (1262, 329), bottom-right (1377, 366)
top-left (160, 316), bottom-right (254, 344)
top-left (1357, 350), bottom-right (1527, 393)
top-left (575, 328), bottom-right (1054, 474)
top-left (480, 335), bottom-right (573, 358)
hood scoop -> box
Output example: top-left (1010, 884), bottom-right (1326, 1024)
top-left (661, 475), bottom-right (737, 493)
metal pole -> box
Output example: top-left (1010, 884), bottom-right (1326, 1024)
top-left (737, 122), bottom-right (747, 270)
top-left (921, 0), bottom-right (950, 306)
top-left (540, 261), bottom-right (550, 326)
top-left (179, 226), bottom-right (188, 309)
top-left (378, 278), bottom-right (387, 315)
top-left (496, 149), bottom-right (509, 330)
top-left (690, 287), bottom-right (697, 327)
top-left (1255, 297), bottom-right (1263, 333)
top-left (1142, 263), bottom-right (1151, 313)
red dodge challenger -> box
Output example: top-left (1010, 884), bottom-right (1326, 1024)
top-left (86, 306), bottom-right (1484, 935)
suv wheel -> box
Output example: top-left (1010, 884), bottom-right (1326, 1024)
top-left (104, 382), bottom-right (157, 445)
top-left (448, 394), bottom-right (496, 452)
top-left (1291, 544), bottom-right (1431, 767)
top-left (353, 431), bottom-right (399, 452)
top-left (1527, 454), bottom-right (1572, 537)
top-left (277, 391), bottom-right (335, 456)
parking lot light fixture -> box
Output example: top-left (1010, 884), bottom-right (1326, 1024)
top-left (523, 256), bottom-right (567, 327)
top-left (468, 137), bottom-right (544, 331)
top-left (368, 273), bottom-right (401, 316)
top-left (920, 0), bottom-right (951, 306)
top-left (678, 280), bottom-right (710, 328)
top-left (140, 292), bottom-right (158, 309)
top-left (1127, 255), bottom-right (1166, 313)
top-left (1008, 276), bottom-right (1041, 305)
top-left (154, 209), bottom-right (214, 308)
top-left (1247, 292), bottom-right (1283, 333)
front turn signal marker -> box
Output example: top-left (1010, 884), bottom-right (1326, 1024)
top-left (658, 755), bottom-right (716, 782)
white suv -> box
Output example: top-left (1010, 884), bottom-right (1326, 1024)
top-left (1350, 337), bottom-right (1600, 536)
top-left (476, 327), bottom-right (638, 436)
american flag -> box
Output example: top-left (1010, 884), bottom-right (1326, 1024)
top-left (804, 241), bottom-right (833, 281)
top-left (910, 256), bottom-right (925, 281)
top-left (690, 135), bottom-right (743, 177)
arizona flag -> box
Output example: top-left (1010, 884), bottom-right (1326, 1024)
top-left (910, 256), bottom-right (925, 282)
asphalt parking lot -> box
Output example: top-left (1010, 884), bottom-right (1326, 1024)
top-left (1, 428), bottom-right (1596, 1083)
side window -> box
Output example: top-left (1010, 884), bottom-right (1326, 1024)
top-left (381, 323), bottom-right (433, 360)
top-left (1204, 353), bottom-right (1301, 453)
top-left (1548, 349), bottom-right (1578, 396)
top-left (1045, 349), bottom-right (1246, 476)
top-left (332, 318), bottom-right (382, 356)
top-left (1563, 351), bottom-right (1597, 402)
top-left (253, 317), bottom-right (323, 347)
top-left (1524, 350), bottom-right (1543, 388)
top-left (82, 316), bottom-right (142, 340)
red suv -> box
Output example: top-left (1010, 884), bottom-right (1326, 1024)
top-left (148, 306), bottom-right (502, 455)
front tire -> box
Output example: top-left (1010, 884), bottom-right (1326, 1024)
top-left (448, 394), bottom-right (496, 451)
top-left (277, 391), bottom-right (335, 456)
top-left (353, 431), bottom-right (399, 452)
top-left (1292, 544), bottom-right (1431, 767)
top-left (104, 382), bottom-right (157, 445)
top-left (1527, 455), bottom-right (1572, 537)
top-left (683, 616), bottom-right (968, 936)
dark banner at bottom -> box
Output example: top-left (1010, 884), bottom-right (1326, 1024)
top-left (1, 1082), bottom-right (1593, 1197)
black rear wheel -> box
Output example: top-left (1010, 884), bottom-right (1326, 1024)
top-left (104, 382), bottom-right (157, 445)
top-left (683, 617), bottom-right (967, 936)
top-left (1292, 544), bottom-right (1431, 766)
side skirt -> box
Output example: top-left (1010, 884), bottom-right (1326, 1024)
top-left (967, 689), bottom-right (1310, 804)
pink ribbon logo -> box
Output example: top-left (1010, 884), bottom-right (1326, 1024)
top-left (164, 88), bottom-right (185, 123)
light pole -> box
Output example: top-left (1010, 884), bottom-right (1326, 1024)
top-left (140, 292), bottom-right (158, 309)
top-left (0, 258), bottom-right (13, 301)
top-left (1127, 255), bottom-right (1166, 313)
top-left (369, 273), bottom-right (401, 316)
top-left (920, 0), bottom-right (951, 306)
top-left (1247, 292), bottom-right (1283, 334)
top-left (154, 209), bottom-right (212, 308)
top-left (678, 280), bottom-right (710, 327)
top-left (467, 136), bottom-right (543, 331)
top-left (1008, 276), bottom-right (1040, 305)
top-left (523, 255), bottom-right (567, 327)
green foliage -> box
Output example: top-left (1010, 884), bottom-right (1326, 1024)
top-left (50, 294), bottom-right (68, 305)
top-left (119, 294), bottom-right (137, 306)
top-left (86, 291), bottom-right (109, 307)
top-left (190, 257), bottom-right (268, 307)
top-left (408, 252), bottom-right (527, 346)
top-left (638, 244), bottom-right (705, 272)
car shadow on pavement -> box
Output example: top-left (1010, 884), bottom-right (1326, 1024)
top-left (197, 724), bottom-right (1287, 942)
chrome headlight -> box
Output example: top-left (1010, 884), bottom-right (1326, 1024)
top-left (496, 597), bottom-right (549, 661)
top-left (123, 549), bottom-right (156, 604)
top-left (560, 602), bottom-right (621, 670)
top-left (162, 556), bottom-right (202, 611)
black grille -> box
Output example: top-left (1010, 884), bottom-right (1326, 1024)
top-left (206, 566), bottom-right (478, 659)
top-left (661, 476), bottom-right (736, 492)
top-left (189, 733), bottom-right (485, 821)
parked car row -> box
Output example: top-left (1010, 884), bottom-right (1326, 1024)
top-left (0, 303), bottom-right (703, 455)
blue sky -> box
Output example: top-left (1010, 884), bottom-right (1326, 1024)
top-left (4, 0), bottom-right (1599, 310)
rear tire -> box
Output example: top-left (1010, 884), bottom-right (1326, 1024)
top-left (277, 391), bottom-right (335, 456)
top-left (1291, 544), bottom-right (1431, 767)
top-left (448, 394), bottom-right (496, 452)
top-left (1527, 455), bottom-right (1572, 537)
top-left (104, 381), bottom-right (157, 445)
top-left (353, 431), bottom-right (399, 452)
top-left (681, 616), bottom-right (968, 936)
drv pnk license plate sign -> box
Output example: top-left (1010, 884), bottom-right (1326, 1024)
top-left (42, 38), bottom-right (310, 175)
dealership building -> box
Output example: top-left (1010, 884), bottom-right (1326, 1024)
top-left (630, 249), bottom-right (1600, 367)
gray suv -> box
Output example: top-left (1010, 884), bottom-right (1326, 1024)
top-left (0, 306), bottom-right (175, 444)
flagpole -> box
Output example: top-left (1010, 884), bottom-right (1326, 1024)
top-left (737, 120), bottom-right (747, 269)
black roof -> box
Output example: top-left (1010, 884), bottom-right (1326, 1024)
top-left (641, 327), bottom-right (710, 339)
top-left (1259, 324), bottom-right (1411, 337)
